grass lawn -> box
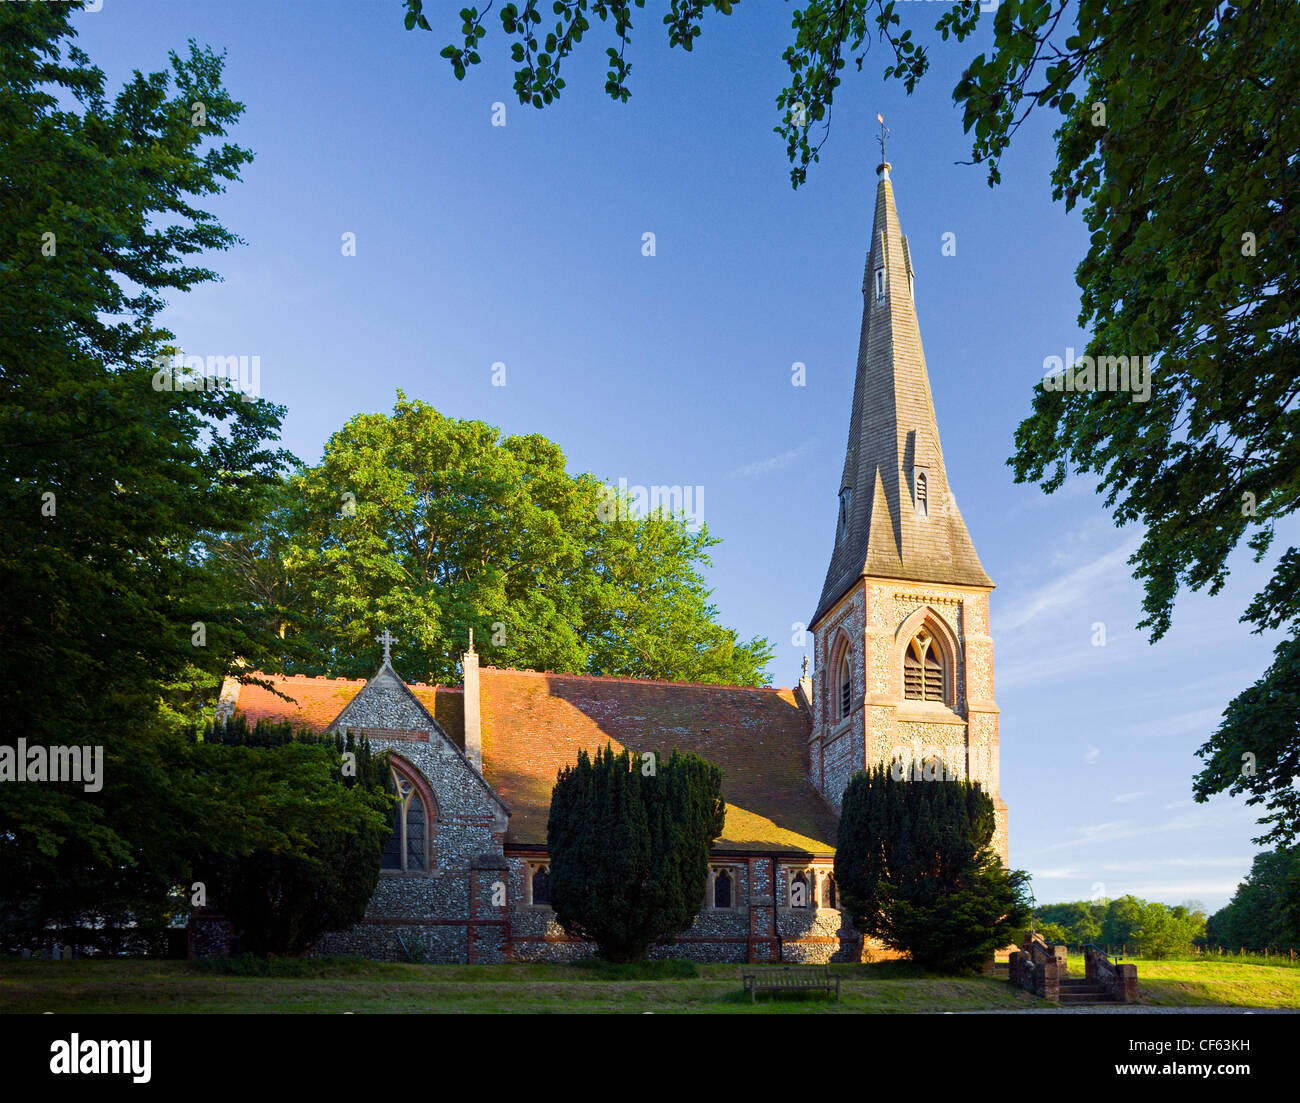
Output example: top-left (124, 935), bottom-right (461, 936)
top-left (1122, 959), bottom-right (1300, 1009)
top-left (3, 956), bottom-right (1298, 1013)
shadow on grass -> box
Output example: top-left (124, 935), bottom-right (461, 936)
top-left (569, 959), bottom-right (699, 981)
top-left (838, 959), bottom-right (934, 980)
top-left (187, 955), bottom-right (374, 978)
top-left (719, 988), bottom-right (838, 1007)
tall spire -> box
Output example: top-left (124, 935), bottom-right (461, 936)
top-left (811, 158), bottom-right (992, 628)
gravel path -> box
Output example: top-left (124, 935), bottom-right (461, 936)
top-left (951, 1006), bottom-right (1297, 1014)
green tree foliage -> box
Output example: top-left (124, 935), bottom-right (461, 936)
top-left (1033, 901), bottom-right (1103, 947)
top-left (1134, 900), bottom-right (1199, 960)
top-left (263, 393), bottom-right (772, 685)
top-left (991, 3), bottom-right (1300, 846)
top-left (0, 4), bottom-right (293, 942)
top-left (190, 716), bottom-right (392, 956)
top-left (1207, 848), bottom-right (1300, 950)
top-left (547, 744), bottom-right (725, 963)
top-left (1035, 921), bottom-right (1069, 945)
top-left (835, 765), bottom-right (1031, 972)
top-left (1099, 894), bottom-right (1144, 949)
top-left (401, 1), bottom-right (980, 186)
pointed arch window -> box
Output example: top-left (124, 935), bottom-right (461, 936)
top-left (903, 629), bottom-right (945, 703)
top-left (382, 762), bottom-right (430, 873)
top-left (838, 649), bottom-right (852, 720)
top-left (789, 870), bottom-right (811, 909)
top-left (820, 872), bottom-right (837, 910)
top-left (712, 866), bottom-right (735, 910)
top-left (530, 863), bottom-right (551, 907)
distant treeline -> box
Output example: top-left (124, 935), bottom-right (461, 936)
top-left (1035, 848), bottom-right (1300, 957)
top-left (1033, 896), bottom-right (1206, 959)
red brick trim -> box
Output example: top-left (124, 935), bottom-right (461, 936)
top-left (361, 728), bottom-right (431, 742)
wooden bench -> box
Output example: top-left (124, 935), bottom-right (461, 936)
top-left (741, 964), bottom-right (840, 1003)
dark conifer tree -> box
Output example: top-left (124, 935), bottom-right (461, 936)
top-left (547, 744), bottom-right (724, 962)
top-left (836, 764), bottom-right (1031, 972)
top-left (190, 717), bottom-right (391, 955)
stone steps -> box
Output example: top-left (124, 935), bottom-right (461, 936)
top-left (1058, 977), bottom-right (1117, 1005)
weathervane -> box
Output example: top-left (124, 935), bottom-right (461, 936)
top-left (376, 628), bottom-right (398, 664)
top-left (877, 112), bottom-right (889, 165)
top-left (801, 655), bottom-right (809, 679)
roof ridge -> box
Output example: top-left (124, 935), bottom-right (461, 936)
top-left (237, 671), bottom-right (466, 692)
top-left (240, 671), bottom-right (368, 687)
top-left (481, 666), bottom-right (788, 693)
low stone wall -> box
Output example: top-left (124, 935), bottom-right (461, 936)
top-left (1008, 943), bottom-right (1061, 1002)
top-left (207, 844), bottom-right (863, 965)
top-left (1085, 945), bottom-right (1139, 1003)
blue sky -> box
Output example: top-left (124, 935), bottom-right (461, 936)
top-left (72, 1), bottom-right (1288, 911)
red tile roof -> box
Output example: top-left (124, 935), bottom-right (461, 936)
top-left (223, 666), bottom-right (836, 856)
top-left (478, 667), bottom-right (835, 854)
top-left (224, 673), bottom-right (466, 751)
top-left (226, 674), bottom-right (366, 731)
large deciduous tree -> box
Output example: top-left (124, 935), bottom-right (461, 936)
top-left (547, 744), bottom-right (725, 962)
top-left (1207, 848), bottom-right (1300, 951)
top-left (835, 765), bottom-right (1031, 971)
top-left (996, 2), bottom-right (1300, 846)
top-left (262, 393), bottom-right (772, 685)
top-left (0, 3), bottom-right (292, 943)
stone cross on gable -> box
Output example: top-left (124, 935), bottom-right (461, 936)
top-left (375, 628), bottom-right (398, 664)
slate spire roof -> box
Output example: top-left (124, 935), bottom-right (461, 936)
top-left (812, 160), bottom-right (993, 628)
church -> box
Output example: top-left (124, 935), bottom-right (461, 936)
top-left (204, 159), bottom-right (1006, 964)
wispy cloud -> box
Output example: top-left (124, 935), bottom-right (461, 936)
top-left (1122, 706), bottom-right (1223, 742)
top-left (998, 536), bottom-right (1140, 633)
top-left (1020, 805), bottom-right (1256, 858)
top-left (1089, 856), bottom-right (1249, 874)
top-left (1033, 878), bottom-right (1246, 904)
top-left (727, 438), bottom-right (817, 479)
top-left (1111, 790), bottom-right (1151, 804)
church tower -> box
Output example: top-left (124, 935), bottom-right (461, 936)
top-left (808, 156), bottom-right (1008, 864)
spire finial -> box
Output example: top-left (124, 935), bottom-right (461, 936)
top-left (375, 628), bottom-right (397, 664)
top-left (877, 113), bottom-right (889, 166)
top-left (801, 654), bottom-right (809, 679)
top-left (468, 627), bottom-right (475, 653)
